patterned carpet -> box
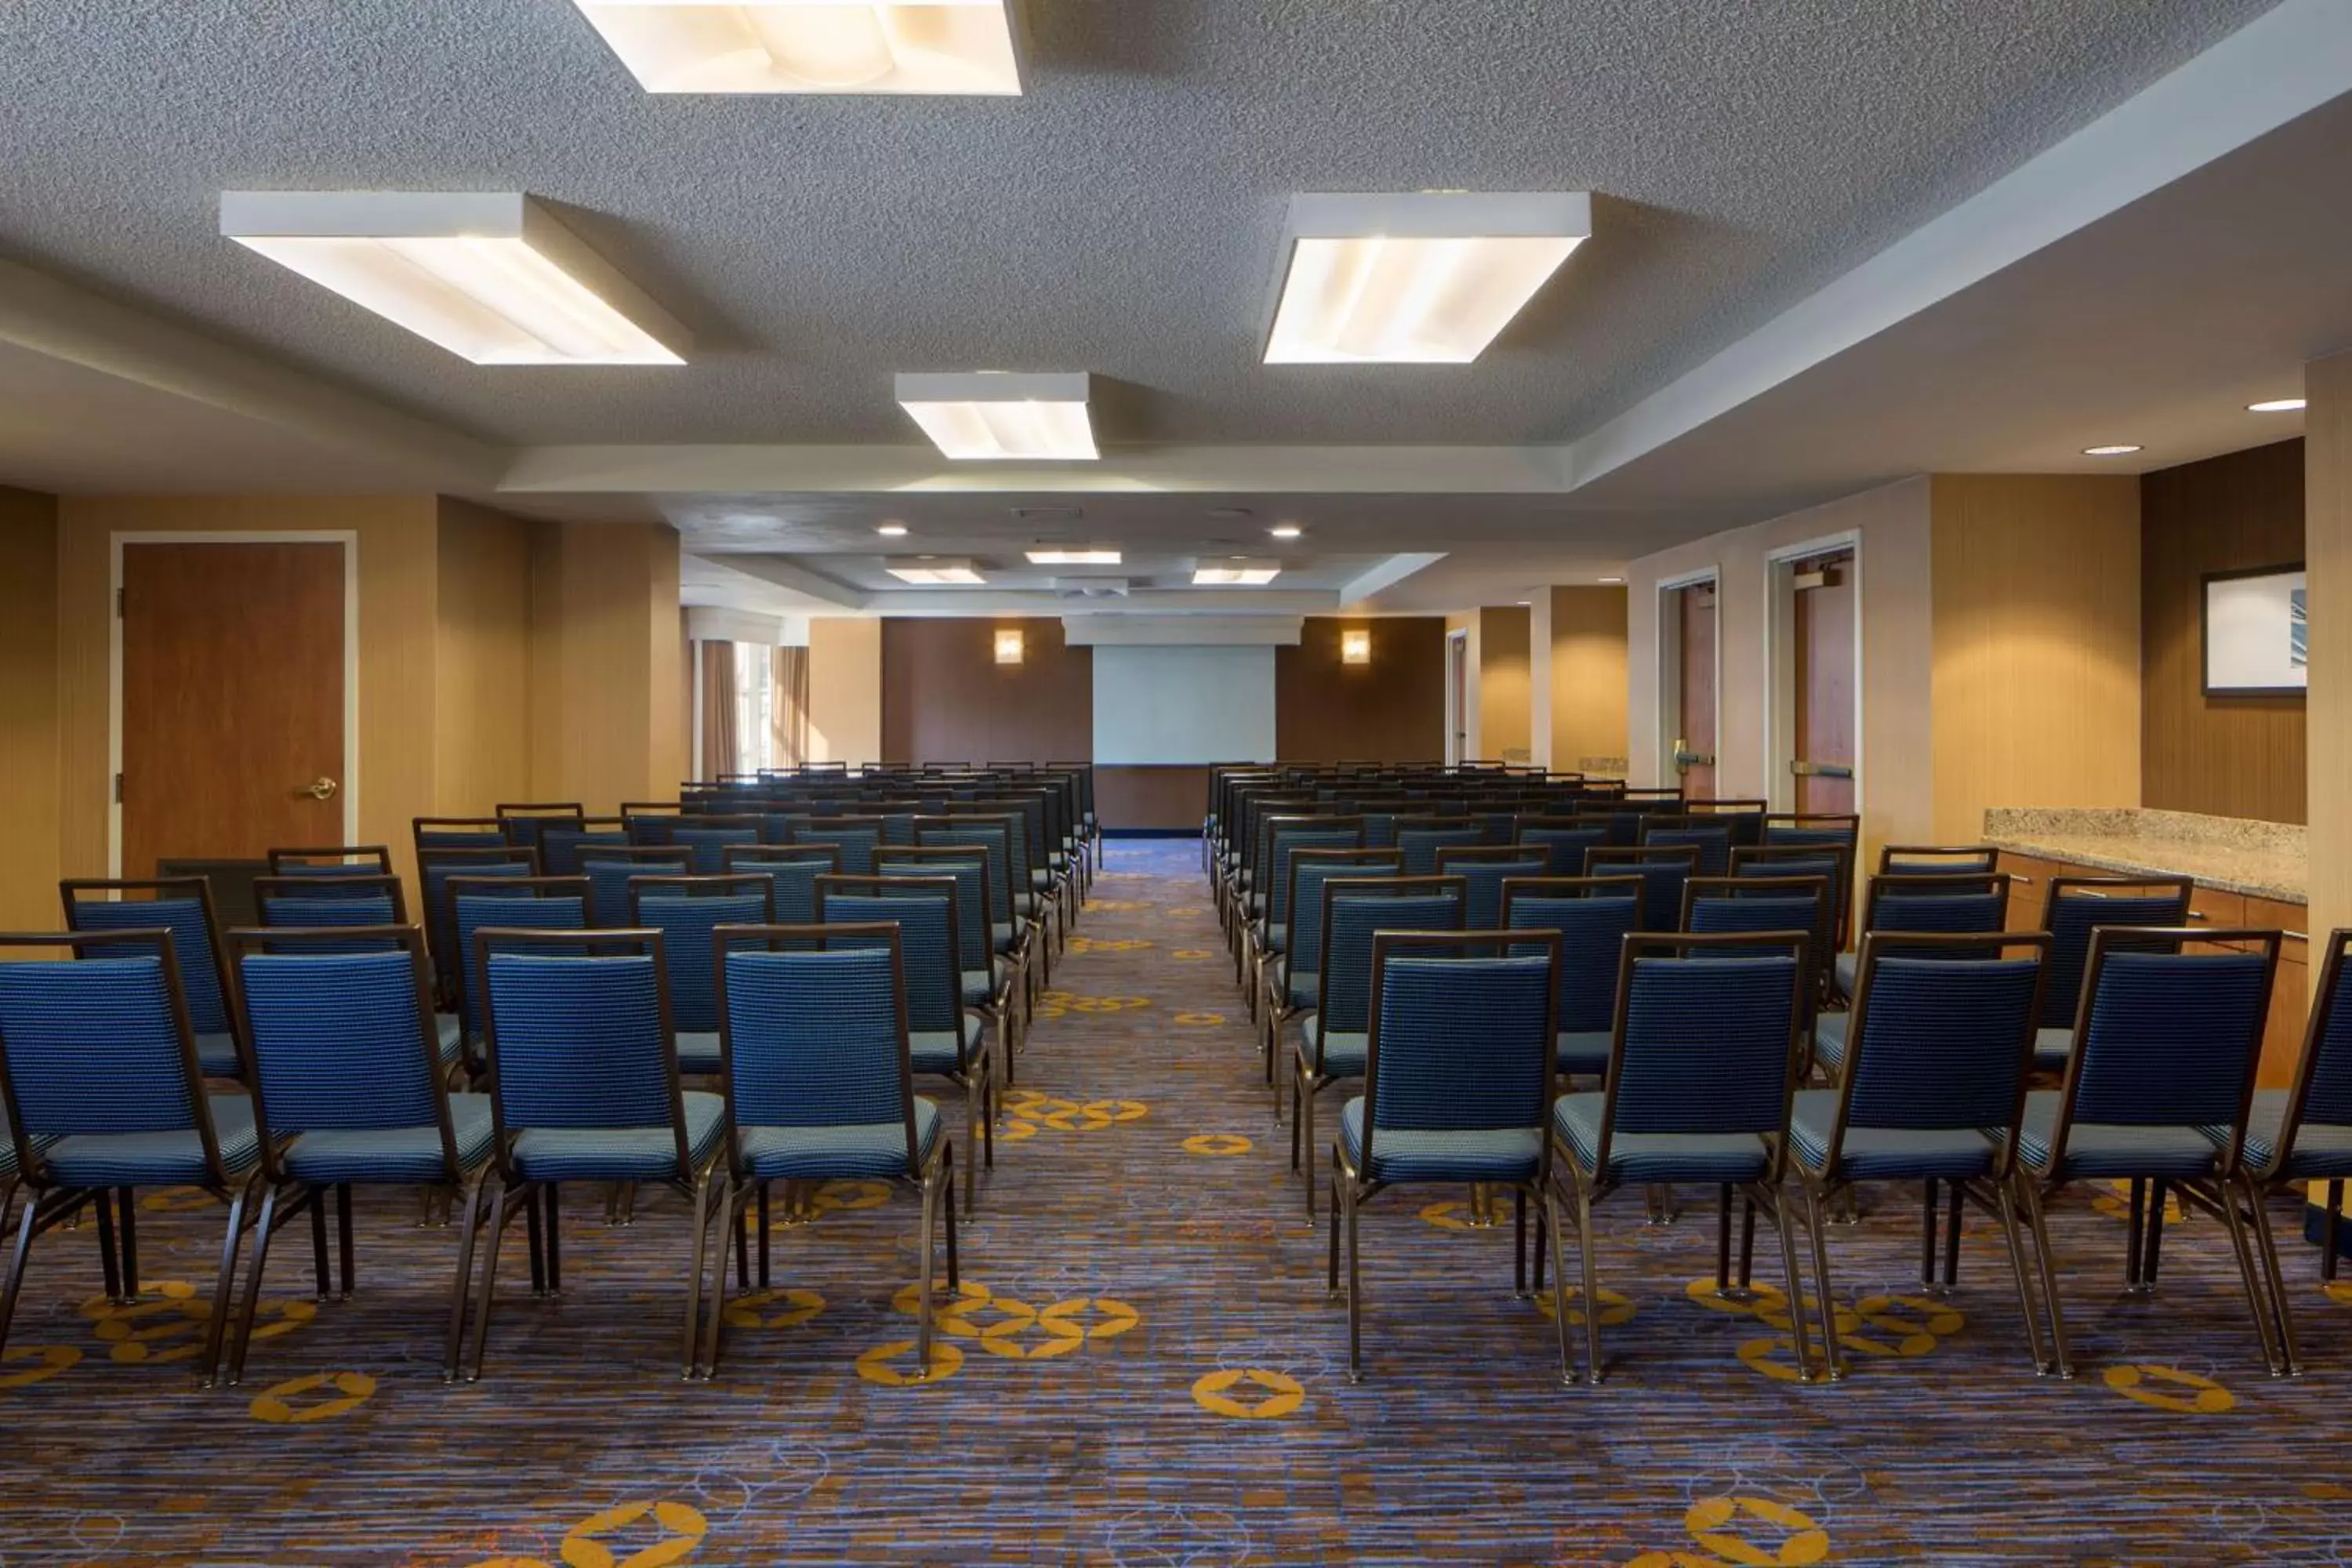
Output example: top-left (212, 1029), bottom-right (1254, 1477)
top-left (5, 840), bottom-right (2351, 1566)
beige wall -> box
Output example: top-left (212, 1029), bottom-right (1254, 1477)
top-left (1476, 604), bottom-right (1532, 763)
top-left (0, 488), bottom-right (61, 928)
top-left (808, 615), bottom-right (883, 765)
top-left (433, 499), bottom-right (534, 821)
top-left (525, 519), bottom-right (687, 807)
top-left (2309, 351), bottom-right (2352, 975)
top-left (1627, 477), bottom-right (1936, 870)
top-left (1547, 585), bottom-right (1630, 776)
top-left (1929, 474), bottom-right (2143, 842)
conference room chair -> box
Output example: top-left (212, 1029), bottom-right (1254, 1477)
top-left (1327, 931), bottom-right (1567, 1383)
top-left (61, 878), bottom-right (241, 1080)
top-left (1247, 818), bottom-right (1367, 1011)
top-left (722, 844), bottom-right (844, 927)
top-left (267, 844), bottom-right (395, 879)
top-left (576, 845), bottom-right (691, 927)
top-left (621, 801), bottom-right (686, 845)
top-left (2029, 877), bottom-right (2195, 1073)
top-left (1685, 798), bottom-right (1770, 847)
top-left (2011, 927), bottom-right (2281, 1378)
top-left (2233, 928), bottom-right (2352, 1375)
top-left (978, 792), bottom-right (1072, 949)
top-left (1682, 876), bottom-right (1834, 1016)
top-left (820, 875), bottom-right (995, 1216)
top-left (670, 815), bottom-right (765, 875)
top-left (1786, 932), bottom-right (2053, 1378)
top-left (1262, 850), bottom-right (1402, 1085)
top-left (539, 818), bottom-right (631, 876)
top-left (1762, 813), bottom-right (1860, 851)
top-left (1291, 876), bottom-right (1468, 1218)
top-left (448, 876), bottom-right (589, 1074)
top-left (1640, 818), bottom-right (1734, 878)
top-left (1434, 844), bottom-right (1552, 931)
top-left (495, 802), bottom-right (586, 856)
top-left (250, 878), bottom-right (459, 1074)
top-left (1880, 844), bottom-right (2001, 877)
top-left (1502, 877), bottom-right (1645, 1081)
top-left (0, 930), bottom-right (262, 1385)
top-left (629, 874), bottom-right (777, 1079)
top-left (797, 816), bottom-right (885, 877)
top-left (412, 817), bottom-right (510, 856)
top-left (1396, 820), bottom-right (1486, 877)
top-left (1813, 873), bottom-right (2013, 1080)
top-left (1548, 931), bottom-right (1817, 1383)
top-left (703, 924), bottom-right (957, 1380)
top-left (1731, 842), bottom-right (1857, 960)
top-left (942, 806), bottom-right (1054, 986)
top-left (417, 846), bottom-right (539, 1005)
top-left (1581, 844), bottom-right (1701, 933)
top-left (461, 926), bottom-right (725, 1381)
top-left (914, 818), bottom-right (1036, 1017)
top-left (220, 924), bottom-right (495, 1383)
top-left (876, 845), bottom-right (1022, 1083)
top-left (1513, 818), bottom-right (1611, 877)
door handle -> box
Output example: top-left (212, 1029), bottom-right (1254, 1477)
top-left (1671, 739), bottom-right (1715, 774)
top-left (302, 777), bottom-right (339, 801)
top-left (1789, 760), bottom-right (1854, 779)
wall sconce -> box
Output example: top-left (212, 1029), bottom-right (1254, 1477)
top-left (995, 627), bottom-right (1025, 665)
top-left (1341, 628), bottom-right (1372, 665)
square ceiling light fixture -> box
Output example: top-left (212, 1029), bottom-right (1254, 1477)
top-left (1264, 191), bottom-right (1592, 364)
top-left (571, 2), bottom-right (1022, 95)
top-left (1025, 548), bottom-right (1121, 564)
top-left (994, 627), bottom-right (1025, 664)
top-left (1192, 558), bottom-right (1282, 586)
top-left (897, 372), bottom-right (1098, 460)
top-left (220, 191), bottom-right (688, 365)
top-left (886, 557), bottom-right (986, 584)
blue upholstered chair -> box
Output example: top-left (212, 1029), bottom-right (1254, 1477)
top-left (1503, 876), bottom-right (1645, 1078)
top-left (256, 873), bottom-right (405, 933)
top-left (1641, 820), bottom-right (1733, 878)
top-left (2031, 877), bottom-right (2194, 1073)
top-left (539, 819), bottom-right (630, 876)
top-left (931, 811), bottom-right (1047, 989)
top-left (1581, 844), bottom-right (1700, 934)
top-left (495, 803), bottom-right (586, 857)
top-left (705, 925), bottom-right (957, 1379)
top-left (412, 818), bottom-right (510, 855)
top-left (579, 846), bottom-right (691, 927)
top-left (673, 817), bottom-right (764, 875)
top-left (797, 816), bottom-right (884, 876)
top-left (2010, 927), bottom-right (2280, 1377)
top-left (1787, 932), bottom-right (2051, 1377)
top-left (1292, 877), bottom-right (1467, 1218)
top-left (723, 844), bottom-right (844, 927)
top-left (0, 930), bottom-right (263, 1385)
top-left (622, 803), bottom-right (684, 846)
top-left (1815, 874), bottom-right (2012, 1073)
top-left (1549, 931), bottom-right (1816, 1382)
top-left (1328, 931), bottom-right (1566, 1382)
top-left (821, 875), bottom-right (994, 1216)
top-left (1731, 842), bottom-right (1855, 963)
top-left (876, 845), bottom-right (1021, 1088)
top-left (449, 877), bottom-right (589, 1072)
top-left (1688, 800), bottom-right (1769, 848)
top-left (467, 928), bottom-right (728, 1381)
top-left (1515, 821), bottom-right (1611, 877)
top-left (267, 845), bottom-right (394, 880)
top-left (629, 875), bottom-right (777, 1076)
top-left (1880, 844), bottom-right (2000, 877)
top-left (1436, 846), bottom-right (1553, 932)
top-left (61, 879), bottom-right (241, 1079)
top-left (417, 847), bottom-right (539, 1006)
top-left (1762, 815), bottom-right (1859, 853)
top-left (1248, 820), bottom-right (1366, 1014)
top-left (2237, 930), bottom-right (2352, 1374)
top-left (222, 925), bottom-right (495, 1383)
top-left (1262, 851), bottom-right (1402, 1091)
top-left (1397, 822), bottom-right (1485, 877)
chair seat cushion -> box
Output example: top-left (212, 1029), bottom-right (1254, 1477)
top-left (282, 1094), bottom-right (496, 1185)
top-left (1556, 1030), bottom-right (1613, 1075)
top-left (962, 966), bottom-right (1011, 1007)
top-left (1788, 1089), bottom-right (1996, 1181)
top-left (739, 1098), bottom-right (942, 1180)
top-left (1284, 971), bottom-right (1318, 1012)
top-left (509, 1091), bottom-right (725, 1182)
top-left (992, 921), bottom-right (1022, 955)
top-left (2009, 1091), bottom-right (2219, 1180)
top-left (1297, 1014), bottom-right (1365, 1076)
top-left (435, 1012), bottom-right (464, 1066)
top-left (911, 1012), bottom-right (987, 1076)
top-left (674, 1030), bottom-right (722, 1076)
top-left (1261, 927), bottom-right (1287, 956)
top-left (194, 1031), bottom-right (243, 1078)
top-left (2032, 1025), bottom-right (2073, 1075)
top-left (1813, 1011), bottom-right (1850, 1075)
top-left (2224, 1089), bottom-right (2352, 1180)
top-left (1340, 1098), bottom-right (1541, 1183)
top-left (1552, 1092), bottom-right (1768, 1185)
top-left (1833, 951), bottom-right (1858, 996)
top-left (41, 1094), bottom-right (263, 1188)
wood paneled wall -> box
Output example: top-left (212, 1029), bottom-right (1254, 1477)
top-left (0, 487), bottom-right (60, 929)
top-left (1547, 586), bottom-right (1630, 774)
top-left (1094, 764), bottom-right (1208, 831)
top-left (1275, 616), bottom-right (1446, 763)
top-left (1477, 605), bottom-right (1532, 762)
top-left (2142, 439), bottom-right (2307, 823)
top-left (810, 616), bottom-right (882, 764)
top-left (434, 499), bottom-right (533, 818)
top-left (880, 617), bottom-right (1091, 763)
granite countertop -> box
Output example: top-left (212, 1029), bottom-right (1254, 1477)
top-left (1982, 808), bottom-right (2307, 906)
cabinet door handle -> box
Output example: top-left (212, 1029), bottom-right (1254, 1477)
top-left (2187, 909), bottom-right (2208, 921)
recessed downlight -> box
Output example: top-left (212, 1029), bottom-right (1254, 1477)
top-left (1597, 576), bottom-right (1624, 584)
top-left (568, 2), bottom-right (1024, 96)
top-left (2249, 397), bottom-right (2307, 413)
top-left (896, 371), bottom-right (1097, 460)
top-left (2082, 444), bottom-right (2143, 457)
top-left (1269, 523), bottom-right (1303, 540)
top-left (876, 522), bottom-right (908, 537)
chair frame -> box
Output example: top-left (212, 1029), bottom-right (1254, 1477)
top-left (252, 873), bottom-right (411, 924)
top-left (1260, 848), bottom-right (1403, 1087)
top-left (873, 843), bottom-right (1023, 1089)
top-left (1580, 844), bottom-right (1702, 931)
top-left (267, 845), bottom-right (394, 877)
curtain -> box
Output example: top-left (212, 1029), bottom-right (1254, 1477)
top-left (699, 640), bottom-right (738, 781)
top-left (772, 644), bottom-right (811, 768)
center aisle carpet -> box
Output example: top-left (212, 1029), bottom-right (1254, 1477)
top-left (4, 841), bottom-right (2350, 1565)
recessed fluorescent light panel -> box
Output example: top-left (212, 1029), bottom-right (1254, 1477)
top-left (1265, 191), bottom-right (1591, 365)
top-left (570, 2), bottom-right (1022, 95)
top-left (1193, 558), bottom-right (1282, 586)
top-left (886, 557), bottom-right (985, 585)
top-left (2082, 444), bottom-right (2143, 456)
top-left (2249, 397), bottom-right (2307, 413)
top-left (1025, 548), bottom-right (1121, 565)
top-left (220, 191), bottom-right (688, 365)
top-left (897, 372), bottom-right (1098, 460)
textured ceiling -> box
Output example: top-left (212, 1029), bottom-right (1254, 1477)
top-left (0, 0), bottom-right (2281, 450)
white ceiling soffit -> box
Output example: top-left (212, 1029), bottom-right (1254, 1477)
top-left (1062, 614), bottom-right (1304, 647)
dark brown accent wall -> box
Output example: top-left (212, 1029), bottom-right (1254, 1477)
top-left (1275, 616), bottom-right (1446, 764)
top-left (2142, 438), bottom-right (2307, 824)
top-left (880, 617), bottom-right (1091, 764)
top-left (1094, 764), bottom-right (1209, 831)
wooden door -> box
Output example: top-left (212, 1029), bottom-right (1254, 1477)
top-left (1674, 583), bottom-right (1717, 799)
top-left (121, 542), bottom-right (347, 877)
top-left (1792, 550), bottom-right (1856, 815)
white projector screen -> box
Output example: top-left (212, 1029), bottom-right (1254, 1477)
top-left (1091, 644), bottom-right (1277, 764)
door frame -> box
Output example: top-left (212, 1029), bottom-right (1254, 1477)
top-left (108, 531), bottom-right (361, 877)
top-left (1762, 529), bottom-right (1863, 818)
top-left (1654, 566), bottom-right (1720, 789)
top-left (1444, 627), bottom-right (1470, 766)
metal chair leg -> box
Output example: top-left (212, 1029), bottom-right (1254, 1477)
top-left (2324, 1180), bottom-right (2343, 1283)
top-left (1942, 1178), bottom-right (1964, 1292)
top-left (115, 1189), bottom-right (140, 1303)
top-left (914, 1162), bottom-right (941, 1377)
top-left (1342, 1174), bottom-right (1363, 1382)
top-left (442, 1174), bottom-right (488, 1382)
top-left (466, 1180), bottom-right (521, 1383)
top-left (942, 1156), bottom-right (960, 1290)
top-left (2140, 1179), bottom-right (2167, 1291)
top-left (1574, 1185), bottom-right (1606, 1385)
top-left (93, 1189), bottom-right (123, 1303)
top-left (543, 1182), bottom-right (563, 1296)
top-left (2213, 1176), bottom-right (2284, 1377)
top-left (1802, 1184), bottom-right (1846, 1381)
top-left (1325, 1146), bottom-right (1343, 1301)
top-left (226, 1182), bottom-right (286, 1385)
top-left (1991, 1179), bottom-right (2052, 1375)
top-left (2242, 1177), bottom-right (2301, 1376)
top-left (335, 1183), bottom-right (356, 1301)
top-left (2016, 1176), bottom-right (2072, 1377)
top-left (756, 1181), bottom-right (772, 1290)
top-left (0, 1194), bottom-right (38, 1364)
top-left (681, 1168), bottom-right (716, 1381)
top-left (1542, 1188), bottom-right (1576, 1386)
top-left (199, 1175), bottom-right (260, 1388)
top-left (1765, 1187), bottom-right (1817, 1384)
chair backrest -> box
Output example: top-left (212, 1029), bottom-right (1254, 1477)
top-left (1287, 850), bottom-right (1402, 979)
top-left (1831, 934), bottom-right (2049, 1173)
top-left (1880, 844), bottom-right (1999, 877)
top-left (797, 818), bottom-right (884, 875)
top-left (1681, 876), bottom-right (1829, 964)
top-left (496, 803), bottom-right (586, 852)
top-left (819, 876), bottom-right (965, 1044)
top-left (938, 811), bottom-right (1029, 902)
top-left (0, 931), bottom-right (216, 1168)
top-left (479, 931), bottom-right (686, 1163)
top-left (413, 817), bottom-right (510, 854)
top-left (717, 925), bottom-right (917, 1157)
top-left (419, 848), bottom-right (539, 984)
top-left (1600, 934), bottom-right (1808, 1155)
top-left (673, 817), bottom-right (765, 874)
top-left (1265, 821), bottom-right (1367, 924)
top-left (1641, 820), bottom-right (1733, 877)
top-left (255, 874), bottom-right (406, 954)
top-left (2038, 877), bottom-right (2194, 1029)
top-left (2055, 931), bottom-right (2276, 1156)
top-left (1762, 815), bottom-right (1860, 851)
top-left (228, 927), bottom-right (455, 1171)
top-left (540, 819), bottom-right (630, 875)
top-left (267, 845), bottom-right (395, 878)
top-left (61, 878), bottom-right (232, 1036)
top-left (875, 848), bottom-right (994, 973)
top-left (1314, 877), bottom-right (1468, 1040)
top-left (1686, 799), bottom-right (1769, 847)
top-left (1730, 843), bottom-right (1855, 945)
top-left (1396, 822), bottom-right (1486, 877)
top-left (1860, 873), bottom-right (2010, 951)
top-left (578, 847), bottom-right (693, 927)
top-left (1502, 876), bottom-right (1645, 1036)
top-left (1514, 820), bottom-right (1611, 875)
top-left (1581, 845), bottom-right (1700, 932)
top-left (622, 803), bottom-right (684, 845)
top-left (1435, 846), bottom-right (1552, 929)
top-left (453, 877), bottom-right (589, 1040)
top-left (723, 844), bottom-right (843, 925)
top-left (629, 876), bottom-right (777, 1034)
top-left (1362, 933), bottom-right (1559, 1158)
top-left (2267, 931), bottom-right (2352, 1178)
